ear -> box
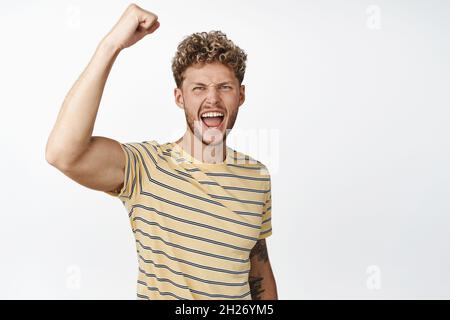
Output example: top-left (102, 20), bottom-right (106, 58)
top-left (174, 87), bottom-right (185, 109)
top-left (238, 84), bottom-right (245, 107)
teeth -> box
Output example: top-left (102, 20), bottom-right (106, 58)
top-left (201, 112), bottom-right (224, 118)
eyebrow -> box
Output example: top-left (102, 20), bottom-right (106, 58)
top-left (190, 81), bottom-right (234, 86)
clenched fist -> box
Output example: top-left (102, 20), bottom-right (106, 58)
top-left (103, 3), bottom-right (160, 51)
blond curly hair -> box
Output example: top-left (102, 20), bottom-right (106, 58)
top-left (171, 30), bottom-right (247, 89)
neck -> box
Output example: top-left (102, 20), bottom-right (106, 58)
top-left (175, 129), bottom-right (227, 164)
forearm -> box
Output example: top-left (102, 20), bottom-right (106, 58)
top-left (45, 38), bottom-right (120, 165)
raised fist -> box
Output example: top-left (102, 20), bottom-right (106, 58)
top-left (104, 3), bottom-right (160, 50)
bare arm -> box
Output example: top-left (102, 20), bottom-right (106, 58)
top-left (249, 239), bottom-right (278, 300)
top-left (45, 40), bottom-right (120, 167)
top-left (45, 4), bottom-right (159, 192)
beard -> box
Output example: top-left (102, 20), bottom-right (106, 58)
top-left (184, 106), bottom-right (239, 146)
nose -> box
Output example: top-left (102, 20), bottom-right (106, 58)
top-left (205, 85), bottom-right (221, 105)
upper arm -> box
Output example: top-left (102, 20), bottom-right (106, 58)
top-left (249, 239), bottom-right (277, 299)
top-left (51, 136), bottom-right (126, 195)
top-left (249, 171), bottom-right (276, 299)
top-left (250, 239), bottom-right (270, 266)
top-left (249, 239), bottom-right (272, 278)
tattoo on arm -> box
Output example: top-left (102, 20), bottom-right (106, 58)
top-left (249, 240), bottom-right (269, 300)
top-left (249, 275), bottom-right (265, 300)
top-left (250, 239), bottom-right (269, 263)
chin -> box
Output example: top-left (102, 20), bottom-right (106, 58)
top-left (202, 136), bottom-right (225, 146)
top-left (192, 120), bottom-right (227, 145)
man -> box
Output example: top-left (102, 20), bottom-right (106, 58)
top-left (45, 3), bottom-right (277, 300)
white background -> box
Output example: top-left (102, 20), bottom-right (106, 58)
top-left (0, 0), bottom-right (449, 299)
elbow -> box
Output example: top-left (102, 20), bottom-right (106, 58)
top-left (45, 144), bottom-right (58, 166)
top-left (45, 147), bottom-right (64, 169)
top-left (46, 138), bottom-right (90, 171)
top-left (45, 144), bottom-right (72, 170)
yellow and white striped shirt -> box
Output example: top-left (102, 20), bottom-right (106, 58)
top-left (105, 140), bottom-right (272, 300)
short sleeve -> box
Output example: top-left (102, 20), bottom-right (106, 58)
top-left (104, 142), bottom-right (142, 202)
top-left (259, 173), bottom-right (272, 239)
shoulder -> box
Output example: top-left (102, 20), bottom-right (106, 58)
top-left (227, 148), bottom-right (271, 178)
top-left (144, 140), bottom-right (174, 154)
top-left (120, 140), bottom-right (167, 162)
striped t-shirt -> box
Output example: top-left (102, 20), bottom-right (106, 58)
top-left (105, 140), bottom-right (272, 300)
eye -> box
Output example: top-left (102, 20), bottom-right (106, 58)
top-left (220, 85), bottom-right (232, 90)
top-left (193, 87), bottom-right (205, 91)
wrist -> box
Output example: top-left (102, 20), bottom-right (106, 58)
top-left (98, 37), bottom-right (122, 56)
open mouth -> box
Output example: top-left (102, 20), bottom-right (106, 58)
top-left (200, 111), bottom-right (225, 128)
